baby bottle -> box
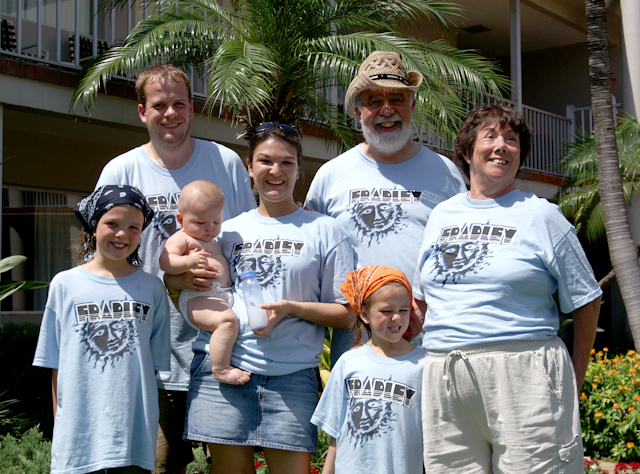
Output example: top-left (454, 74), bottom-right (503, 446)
top-left (240, 270), bottom-right (268, 330)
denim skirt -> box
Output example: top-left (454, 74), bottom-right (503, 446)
top-left (184, 351), bottom-right (319, 452)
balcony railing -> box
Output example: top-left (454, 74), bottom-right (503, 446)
top-left (566, 103), bottom-right (622, 137)
top-left (0, 0), bottom-right (209, 94)
top-left (407, 95), bottom-right (573, 177)
top-left (1, 0), bottom-right (588, 178)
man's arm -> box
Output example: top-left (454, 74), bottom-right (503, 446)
top-left (572, 295), bottom-right (602, 389)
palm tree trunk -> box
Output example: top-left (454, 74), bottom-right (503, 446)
top-left (597, 244), bottom-right (640, 289)
top-left (586, 0), bottom-right (640, 349)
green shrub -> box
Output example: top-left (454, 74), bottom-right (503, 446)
top-left (0, 391), bottom-right (32, 437)
top-left (581, 349), bottom-right (640, 461)
top-left (0, 322), bottom-right (53, 438)
top-left (186, 444), bottom-right (209, 474)
top-left (0, 426), bottom-right (51, 473)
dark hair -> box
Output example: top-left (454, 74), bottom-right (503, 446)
top-left (135, 64), bottom-right (192, 107)
top-left (454, 105), bottom-right (533, 178)
top-left (349, 281), bottom-right (406, 347)
top-left (246, 125), bottom-right (303, 166)
top-left (73, 205), bottom-right (144, 268)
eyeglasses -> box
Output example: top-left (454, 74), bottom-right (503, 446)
top-left (253, 122), bottom-right (299, 137)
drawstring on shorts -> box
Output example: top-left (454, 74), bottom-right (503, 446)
top-left (443, 349), bottom-right (469, 394)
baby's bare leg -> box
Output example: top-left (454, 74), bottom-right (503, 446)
top-left (188, 296), bottom-right (251, 385)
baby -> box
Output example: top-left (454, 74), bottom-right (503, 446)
top-left (160, 180), bottom-right (250, 385)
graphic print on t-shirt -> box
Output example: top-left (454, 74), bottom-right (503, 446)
top-left (74, 299), bottom-right (151, 371)
top-left (345, 376), bottom-right (417, 448)
top-left (146, 193), bottom-right (180, 247)
top-left (348, 188), bottom-right (422, 246)
top-left (231, 238), bottom-right (306, 290)
top-left (429, 222), bottom-right (519, 285)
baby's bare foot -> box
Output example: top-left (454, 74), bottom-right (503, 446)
top-left (212, 366), bottom-right (251, 385)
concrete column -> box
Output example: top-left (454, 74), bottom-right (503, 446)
top-left (629, 194), bottom-right (640, 245)
top-left (0, 103), bottom-right (3, 257)
top-left (0, 104), bottom-right (3, 324)
top-left (620, 0), bottom-right (640, 118)
top-left (510, 0), bottom-right (523, 114)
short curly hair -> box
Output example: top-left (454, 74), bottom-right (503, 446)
top-left (454, 105), bottom-right (532, 178)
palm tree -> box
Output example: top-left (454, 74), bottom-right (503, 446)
top-left (72, 0), bottom-right (508, 148)
top-left (585, 0), bottom-right (640, 349)
top-left (0, 256), bottom-right (47, 302)
top-left (557, 114), bottom-right (640, 246)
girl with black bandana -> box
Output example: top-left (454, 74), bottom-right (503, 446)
top-left (33, 185), bottom-right (171, 474)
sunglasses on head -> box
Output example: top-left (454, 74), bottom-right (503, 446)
top-left (253, 122), bottom-right (299, 136)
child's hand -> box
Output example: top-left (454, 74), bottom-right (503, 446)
top-left (187, 249), bottom-right (211, 269)
top-left (251, 300), bottom-right (290, 337)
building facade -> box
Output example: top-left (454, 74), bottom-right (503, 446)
top-left (0, 0), bottom-right (637, 346)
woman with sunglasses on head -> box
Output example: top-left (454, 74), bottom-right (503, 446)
top-left (181, 122), bottom-right (355, 474)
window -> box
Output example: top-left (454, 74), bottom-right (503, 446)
top-left (2, 188), bottom-right (83, 312)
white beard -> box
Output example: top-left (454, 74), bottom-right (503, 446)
top-left (361, 114), bottom-right (413, 155)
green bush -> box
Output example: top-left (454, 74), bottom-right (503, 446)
top-left (0, 391), bottom-right (32, 437)
top-left (0, 322), bottom-right (53, 438)
top-left (581, 349), bottom-right (640, 461)
top-left (186, 444), bottom-right (209, 474)
top-left (0, 426), bottom-right (51, 473)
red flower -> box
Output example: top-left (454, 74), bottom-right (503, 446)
top-left (630, 462), bottom-right (640, 469)
top-left (255, 460), bottom-right (265, 468)
top-left (310, 468), bottom-right (319, 474)
top-left (614, 462), bottom-right (629, 473)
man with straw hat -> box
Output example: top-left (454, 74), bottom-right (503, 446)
top-left (305, 51), bottom-right (467, 365)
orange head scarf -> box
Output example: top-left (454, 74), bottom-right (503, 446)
top-left (340, 265), bottom-right (414, 318)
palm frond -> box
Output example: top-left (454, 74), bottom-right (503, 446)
top-left (204, 39), bottom-right (277, 127)
top-left (557, 114), bottom-right (640, 244)
top-left (76, 0), bottom-right (508, 151)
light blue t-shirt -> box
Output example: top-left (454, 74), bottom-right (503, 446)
top-left (96, 139), bottom-right (256, 390)
top-left (413, 189), bottom-right (603, 350)
top-left (33, 266), bottom-right (171, 474)
top-left (305, 144), bottom-right (467, 359)
top-left (193, 207), bottom-right (354, 376)
top-left (311, 344), bottom-right (425, 474)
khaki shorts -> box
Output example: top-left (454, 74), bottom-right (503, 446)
top-left (422, 337), bottom-right (583, 474)
top-left (155, 389), bottom-right (194, 474)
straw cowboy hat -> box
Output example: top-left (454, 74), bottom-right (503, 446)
top-left (345, 51), bottom-right (423, 119)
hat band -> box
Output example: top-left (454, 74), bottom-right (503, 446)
top-left (369, 73), bottom-right (410, 86)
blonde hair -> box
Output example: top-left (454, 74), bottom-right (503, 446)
top-left (136, 64), bottom-right (192, 107)
top-left (178, 180), bottom-right (225, 214)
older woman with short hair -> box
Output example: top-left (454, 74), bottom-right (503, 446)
top-left (413, 105), bottom-right (602, 474)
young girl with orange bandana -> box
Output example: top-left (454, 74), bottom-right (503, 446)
top-left (311, 265), bottom-right (426, 474)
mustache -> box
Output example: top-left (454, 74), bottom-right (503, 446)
top-left (373, 114), bottom-right (403, 125)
